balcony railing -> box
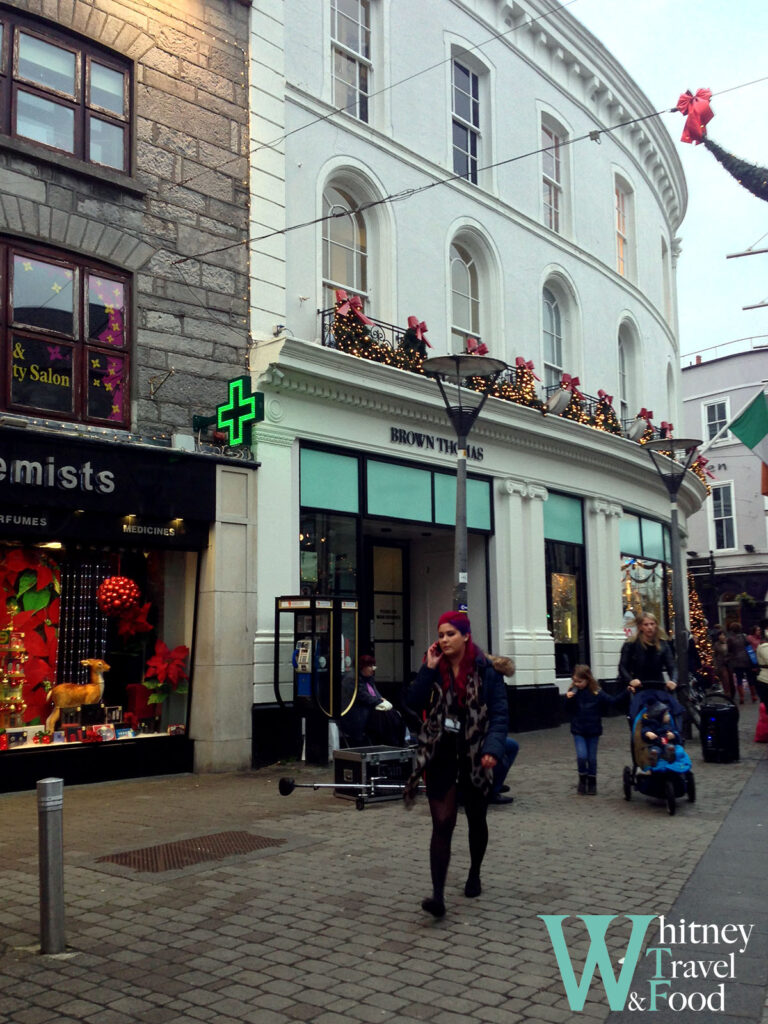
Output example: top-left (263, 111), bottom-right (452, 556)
top-left (316, 308), bottom-right (709, 487)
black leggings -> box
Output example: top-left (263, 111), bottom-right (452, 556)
top-left (425, 734), bottom-right (489, 901)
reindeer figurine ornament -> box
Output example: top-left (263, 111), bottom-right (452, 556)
top-left (45, 658), bottom-right (111, 733)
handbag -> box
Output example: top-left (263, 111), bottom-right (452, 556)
top-left (746, 641), bottom-right (758, 667)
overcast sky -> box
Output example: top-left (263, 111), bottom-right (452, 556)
top-left (570, 0), bottom-right (768, 365)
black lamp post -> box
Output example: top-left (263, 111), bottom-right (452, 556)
top-left (642, 437), bottom-right (702, 692)
top-left (422, 354), bottom-right (507, 611)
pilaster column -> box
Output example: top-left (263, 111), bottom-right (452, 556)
top-left (585, 498), bottom-right (624, 681)
top-left (192, 462), bottom-right (258, 771)
top-left (494, 477), bottom-right (554, 684)
top-left (252, 422), bottom-right (298, 705)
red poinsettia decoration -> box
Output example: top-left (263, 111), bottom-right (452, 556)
top-left (116, 602), bottom-right (153, 639)
top-left (144, 640), bottom-right (189, 694)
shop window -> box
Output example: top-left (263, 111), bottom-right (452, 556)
top-left (622, 556), bottom-right (665, 627)
top-left (301, 448), bottom-right (359, 513)
top-left (299, 513), bottom-right (358, 595)
top-left (367, 460), bottom-right (431, 521)
top-left (0, 545), bottom-right (195, 746)
top-left (331, 0), bottom-right (371, 122)
top-left (434, 474), bottom-right (492, 531)
top-left (1, 240), bottom-right (130, 426)
top-left (0, 9), bottom-right (131, 170)
top-left (544, 493), bottom-right (587, 674)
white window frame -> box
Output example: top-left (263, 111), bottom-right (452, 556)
top-left (702, 398), bottom-right (731, 445)
top-left (322, 184), bottom-right (368, 311)
top-left (618, 335), bottom-right (628, 422)
top-left (542, 286), bottom-right (563, 389)
top-left (541, 122), bottom-right (563, 232)
top-left (452, 58), bottom-right (480, 184)
top-left (450, 241), bottom-right (481, 352)
top-left (710, 481), bottom-right (737, 552)
top-left (330, 0), bottom-right (371, 123)
top-left (614, 175), bottom-right (635, 279)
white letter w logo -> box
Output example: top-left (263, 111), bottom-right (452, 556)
top-left (539, 914), bottom-right (656, 1011)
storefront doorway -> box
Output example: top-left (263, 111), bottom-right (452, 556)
top-left (365, 540), bottom-right (409, 689)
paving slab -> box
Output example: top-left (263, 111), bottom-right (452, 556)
top-left (1, 704), bottom-right (766, 1023)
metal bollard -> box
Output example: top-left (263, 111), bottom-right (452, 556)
top-left (37, 777), bottom-right (65, 954)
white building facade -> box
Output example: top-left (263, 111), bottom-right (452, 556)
top-left (246, 0), bottom-right (705, 754)
top-left (682, 349), bottom-right (768, 629)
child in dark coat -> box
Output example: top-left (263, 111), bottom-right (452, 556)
top-left (566, 664), bottom-right (629, 795)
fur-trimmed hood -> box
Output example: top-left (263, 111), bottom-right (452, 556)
top-left (488, 654), bottom-right (515, 678)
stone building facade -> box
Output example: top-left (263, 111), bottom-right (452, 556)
top-left (0, 0), bottom-right (256, 787)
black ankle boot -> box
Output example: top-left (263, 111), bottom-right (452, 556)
top-left (464, 872), bottom-right (481, 898)
top-left (421, 896), bottom-right (446, 917)
top-left (587, 776), bottom-right (597, 795)
top-left (577, 774), bottom-right (587, 794)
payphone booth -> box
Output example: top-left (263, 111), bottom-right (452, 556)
top-left (274, 595), bottom-right (359, 764)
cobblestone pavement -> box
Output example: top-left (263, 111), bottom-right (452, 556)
top-left (1, 704), bottom-right (766, 1024)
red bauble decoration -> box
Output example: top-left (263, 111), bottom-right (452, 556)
top-left (97, 576), bottom-right (140, 617)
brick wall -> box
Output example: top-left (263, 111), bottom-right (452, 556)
top-left (0, 0), bottom-right (251, 436)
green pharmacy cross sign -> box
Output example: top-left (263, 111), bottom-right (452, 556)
top-left (216, 376), bottom-right (264, 446)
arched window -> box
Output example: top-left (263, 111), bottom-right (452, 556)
top-left (450, 242), bottom-right (480, 352)
top-left (618, 335), bottom-right (628, 421)
top-left (542, 287), bottom-right (563, 388)
top-left (322, 185), bottom-right (367, 310)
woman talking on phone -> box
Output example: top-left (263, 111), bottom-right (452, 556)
top-left (404, 610), bottom-right (508, 918)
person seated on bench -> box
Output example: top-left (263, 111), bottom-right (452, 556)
top-left (342, 655), bottom-right (405, 747)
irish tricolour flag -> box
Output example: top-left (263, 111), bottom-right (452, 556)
top-left (728, 390), bottom-right (768, 495)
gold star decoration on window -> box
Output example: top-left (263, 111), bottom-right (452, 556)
top-left (51, 282), bottom-right (62, 294)
top-left (91, 358), bottom-right (101, 369)
top-left (22, 261), bottom-right (32, 272)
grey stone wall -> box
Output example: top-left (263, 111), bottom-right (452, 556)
top-left (0, 0), bottom-right (251, 436)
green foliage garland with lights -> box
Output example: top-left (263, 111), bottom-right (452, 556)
top-left (688, 573), bottom-right (714, 669)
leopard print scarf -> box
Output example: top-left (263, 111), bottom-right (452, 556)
top-left (403, 661), bottom-right (491, 806)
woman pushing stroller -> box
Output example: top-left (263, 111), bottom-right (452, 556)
top-left (619, 613), bottom-right (683, 724)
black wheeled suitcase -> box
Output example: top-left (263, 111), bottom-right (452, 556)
top-left (700, 695), bottom-right (740, 763)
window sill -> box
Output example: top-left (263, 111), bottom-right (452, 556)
top-left (0, 135), bottom-right (147, 198)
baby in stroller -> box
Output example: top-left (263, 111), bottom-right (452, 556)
top-left (632, 695), bottom-right (691, 774)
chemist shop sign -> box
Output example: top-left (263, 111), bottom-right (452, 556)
top-left (0, 430), bottom-right (215, 522)
top-left (540, 913), bottom-right (755, 1014)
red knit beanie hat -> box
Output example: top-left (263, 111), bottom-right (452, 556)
top-left (437, 610), bottom-right (471, 635)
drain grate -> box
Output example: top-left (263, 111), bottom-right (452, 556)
top-left (96, 831), bottom-right (286, 873)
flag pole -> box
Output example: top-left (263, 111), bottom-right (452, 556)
top-left (697, 385), bottom-right (767, 456)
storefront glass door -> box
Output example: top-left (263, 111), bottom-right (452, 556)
top-left (367, 542), bottom-right (408, 689)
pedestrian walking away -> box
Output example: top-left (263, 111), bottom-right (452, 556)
top-left (566, 664), bottom-right (629, 794)
top-left (404, 610), bottom-right (508, 918)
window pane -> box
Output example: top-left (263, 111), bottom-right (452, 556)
top-left (89, 116), bottom-right (124, 169)
top-left (434, 475), bottom-right (491, 530)
top-left (88, 351), bottom-right (126, 422)
top-left (620, 513), bottom-right (642, 555)
top-left (641, 519), bottom-right (665, 561)
top-left (367, 461), bottom-right (431, 521)
top-left (18, 33), bottom-right (76, 95)
top-left (543, 493), bottom-right (583, 543)
top-left (10, 334), bottom-right (74, 413)
top-left (90, 62), bottom-right (125, 116)
top-left (301, 449), bottom-right (359, 513)
top-left (88, 276), bottom-right (127, 347)
top-left (16, 90), bottom-right (74, 152)
top-left (13, 255), bottom-right (74, 334)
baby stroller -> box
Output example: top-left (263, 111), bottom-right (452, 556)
top-left (623, 690), bottom-right (695, 815)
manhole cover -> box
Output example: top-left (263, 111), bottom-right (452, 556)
top-left (96, 831), bottom-right (286, 873)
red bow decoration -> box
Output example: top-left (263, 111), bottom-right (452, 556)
top-left (406, 316), bottom-right (432, 347)
top-left (676, 88), bottom-right (714, 145)
top-left (467, 337), bottom-right (489, 356)
top-left (515, 356), bottom-right (541, 380)
top-left (694, 455), bottom-right (716, 480)
top-left (660, 421), bottom-right (674, 438)
top-left (597, 389), bottom-right (614, 405)
top-left (638, 408), bottom-right (654, 424)
top-left (561, 373), bottom-right (583, 399)
top-left (335, 289), bottom-right (373, 325)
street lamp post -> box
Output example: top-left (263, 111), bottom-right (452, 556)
top-left (422, 354), bottom-right (507, 611)
top-left (642, 437), bottom-right (702, 694)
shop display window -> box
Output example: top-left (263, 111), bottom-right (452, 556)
top-left (621, 556), bottom-right (666, 632)
top-left (0, 543), bottom-right (195, 752)
top-left (299, 513), bottom-right (357, 595)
